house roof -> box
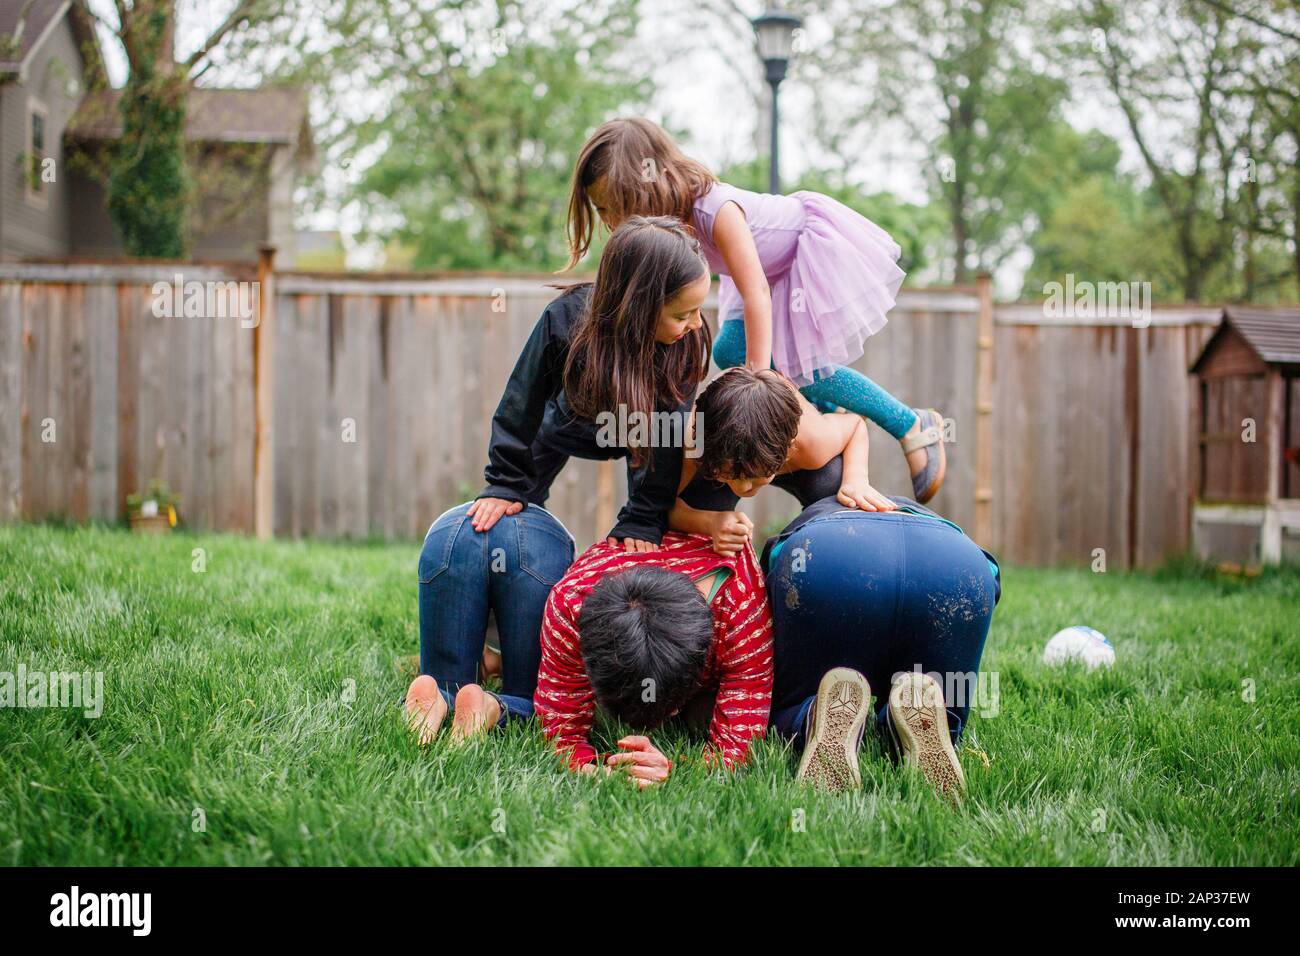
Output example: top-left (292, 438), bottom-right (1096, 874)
top-left (0, 0), bottom-right (66, 73)
top-left (67, 86), bottom-right (312, 150)
top-left (0, 0), bottom-right (101, 82)
top-left (1191, 307), bottom-right (1300, 372)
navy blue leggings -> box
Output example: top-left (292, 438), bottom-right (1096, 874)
top-left (765, 510), bottom-right (998, 749)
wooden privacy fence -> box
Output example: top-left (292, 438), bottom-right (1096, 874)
top-left (0, 258), bottom-right (1226, 567)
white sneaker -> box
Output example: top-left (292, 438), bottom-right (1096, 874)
top-left (795, 668), bottom-right (872, 793)
top-left (887, 671), bottom-right (965, 803)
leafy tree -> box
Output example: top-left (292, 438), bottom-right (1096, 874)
top-left (1021, 123), bottom-right (1180, 298)
top-left (1023, 177), bottom-right (1188, 300)
top-left (1222, 4), bottom-right (1299, 300)
top-left (293, 0), bottom-right (643, 271)
top-left (793, 0), bottom-right (1068, 283)
top-left (1071, 0), bottom-right (1299, 301)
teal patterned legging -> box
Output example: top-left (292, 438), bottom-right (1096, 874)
top-left (713, 318), bottom-right (917, 439)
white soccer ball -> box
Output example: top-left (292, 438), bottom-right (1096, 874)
top-left (1043, 625), bottom-right (1115, 670)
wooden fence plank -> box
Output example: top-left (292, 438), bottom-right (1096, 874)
top-left (367, 296), bottom-right (392, 538)
top-left (47, 284), bottom-right (71, 520)
top-left (187, 299), bottom-right (212, 530)
top-left (253, 248), bottom-right (276, 539)
top-left (85, 284), bottom-right (118, 521)
top-left (0, 283), bottom-right (22, 521)
top-left (21, 283), bottom-right (48, 520)
top-left (295, 295), bottom-right (328, 537)
top-left (410, 295), bottom-right (437, 538)
top-left (68, 285), bottom-right (91, 521)
top-left (210, 288), bottom-right (235, 531)
top-left (116, 284), bottom-right (139, 517)
top-left (230, 290), bottom-right (256, 533)
top-left (973, 275), bottom-right (994, 544)
top-left (339, 295), bottom-right (374, 538)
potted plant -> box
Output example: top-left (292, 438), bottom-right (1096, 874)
top-left (127, 480), bottom-right (179, 535)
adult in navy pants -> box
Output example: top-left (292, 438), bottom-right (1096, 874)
top-left (761, 494), bottom-right (1001, 798)
top-left (680, 458), bottom-right (999, 756)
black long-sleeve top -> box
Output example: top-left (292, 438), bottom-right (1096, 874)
top-left (478, 284), bottom-right (684, 544)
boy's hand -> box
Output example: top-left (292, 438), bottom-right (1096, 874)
top-left (467, 497), bottom-right (523, 532)
top-left (837, 481), bottom-right (896, 512)
top-left (606, 736), bottom-right (672, 789)
top-left (606, 537), bottom-right (659, 553)
top-left (707, 510), bottom-right (753, 556)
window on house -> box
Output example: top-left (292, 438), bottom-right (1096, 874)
top-left (27, 100), bottom-right (49, 205)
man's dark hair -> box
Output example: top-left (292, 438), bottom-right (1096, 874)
top-left (578, 567), bottom-right (714, 727)
top-left (695, 367), bottom-right (802, 479)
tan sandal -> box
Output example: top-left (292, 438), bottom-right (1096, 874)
top-left (901, 408), bottom-right (946, 504)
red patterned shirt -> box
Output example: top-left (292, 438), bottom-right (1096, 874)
top-left (534, 533), bottom-right (773, 770)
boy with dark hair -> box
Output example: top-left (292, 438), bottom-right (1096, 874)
top-left (578, 567), bottom-right (716, 728)
top-left (533, 534), bottom-right (773, 784)
top-left (673, 367), bottom-right (898, 556)
top-left (693, 367), bottom-right (803, 483)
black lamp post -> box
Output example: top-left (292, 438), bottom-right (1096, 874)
top-left (752, 7), bottom-right (802, 195)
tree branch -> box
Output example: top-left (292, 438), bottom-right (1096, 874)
top-left (1190, 0), bottom-right (1300, 44)
top-left (183, 0), bottom-right (263, 73)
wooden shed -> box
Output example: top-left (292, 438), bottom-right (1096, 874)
top-left (1190, 307), bottom-right (1300, 564)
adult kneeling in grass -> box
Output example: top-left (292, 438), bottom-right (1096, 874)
top-left (668, 367), bottom-right (1002, 802)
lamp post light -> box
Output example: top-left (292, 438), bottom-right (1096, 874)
top-left (752, 7), bottom-right (802, 195)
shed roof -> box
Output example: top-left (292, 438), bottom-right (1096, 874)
top-left (1192, 307), bottom-right (1300, 373)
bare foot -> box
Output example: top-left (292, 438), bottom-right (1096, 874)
top-left (481, 646), bottom-right (502, 680)
top-left (450, 684), bottom-right (502, 742)
top-left (404, 675), bottom-right (448, 746)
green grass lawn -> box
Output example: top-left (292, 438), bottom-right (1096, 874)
top-left (1, 523), bottom-right (1297, 866)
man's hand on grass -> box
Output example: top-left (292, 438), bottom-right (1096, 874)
top-left (606, 736), bottom-right (672, 789)
top-left (467, 497), bottom-right (522, 532)
top-left (606, 537), bottom-right (659, 553)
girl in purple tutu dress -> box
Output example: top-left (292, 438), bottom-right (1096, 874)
top-left (564, 117), bottom-right (946, 502)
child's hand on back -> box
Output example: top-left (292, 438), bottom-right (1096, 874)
top-left (836, 482), bottom-right (896, 513)
top-left (707, 510), bottom-right (753, 557)
top-left (467, 497), bottom-right (523, 532)
top-left (606, 537), bottom-right (659, 553)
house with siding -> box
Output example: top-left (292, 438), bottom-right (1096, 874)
top-left (0, 0), bottom-right (313, 265)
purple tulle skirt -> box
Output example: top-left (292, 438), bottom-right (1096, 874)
top-left (716, 191), bottom-right (905, 386)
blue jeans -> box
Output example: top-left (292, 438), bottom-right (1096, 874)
top-left (765, 510), bottom-right (998, 752)
top-left (417, 502), bottom-right (575, 724)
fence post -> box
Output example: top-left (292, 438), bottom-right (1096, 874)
top-left (254, 244), bottom-right (277, 539)
top-left (974, 273), bottom-right (995, 547)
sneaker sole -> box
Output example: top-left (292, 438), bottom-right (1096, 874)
top-left (889, 672), bottom-right (965, 802)
top-left (796, 668), bottom-right (872, 793)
